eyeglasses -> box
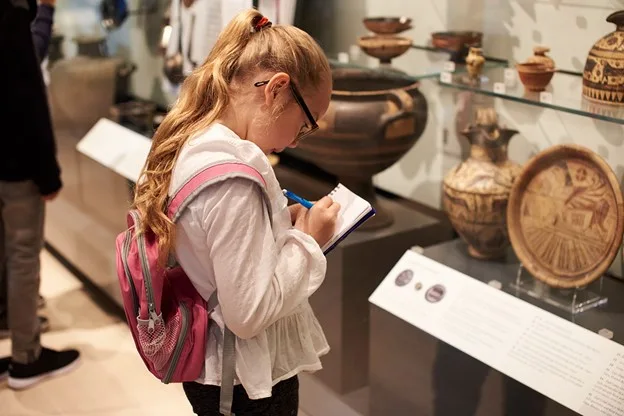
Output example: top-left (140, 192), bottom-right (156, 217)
top-left (254, 79), bottom-right (319, 141)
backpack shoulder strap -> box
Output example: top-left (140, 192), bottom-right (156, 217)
top-left (167, 161), bottom-right (268, 222)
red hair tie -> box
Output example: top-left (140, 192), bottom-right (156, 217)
top-left (252, 16), bottom-right (272, 33)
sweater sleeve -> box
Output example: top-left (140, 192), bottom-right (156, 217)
top-left (197, 178), bottom-right (326, 340)
top-left (31, 4), bottom-right (54, 63)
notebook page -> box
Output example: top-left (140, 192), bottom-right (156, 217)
top-left (322, 184), bottom-right (372, 251)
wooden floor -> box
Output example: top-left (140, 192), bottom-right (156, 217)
top-left (0, 250), bottom-right (310, 416)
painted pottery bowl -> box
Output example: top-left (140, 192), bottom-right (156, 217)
top-left (363, 17), bottom-right (412, 35)
top-left (516, 63), bottom-right (555, 92)
top-left (358, 35), bottom-right (412, 64)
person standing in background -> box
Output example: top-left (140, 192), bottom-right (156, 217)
top-left (0, 0), bottom-right (80, 390)
top-left (0, 0), bottom-right (57, 340)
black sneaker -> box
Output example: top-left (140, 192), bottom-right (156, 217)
top-left (0, 316), bottom-right (50, 339)
top-left (8, 347), bottom-right (80, 390)
top-left (0, 356), bottom-right (9, 381)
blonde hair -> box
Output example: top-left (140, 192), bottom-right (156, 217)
top-left (133, 9), bottom-right (330, 259)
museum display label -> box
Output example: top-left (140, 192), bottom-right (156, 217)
top-left (369, 249), bottom-right (624, 416)
top-left (77, 118), bottom-right (151, 183)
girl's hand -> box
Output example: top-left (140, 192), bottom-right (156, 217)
top-left (294, 196), bottom-right (340, 247)
top-left (288, 204), bottom-right (305, 225)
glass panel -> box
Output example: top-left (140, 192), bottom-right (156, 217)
top-left (439, 66), bottom-right (624, 125)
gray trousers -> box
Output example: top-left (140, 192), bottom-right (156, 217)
top-left (0, 180), bottom-right (44, 364)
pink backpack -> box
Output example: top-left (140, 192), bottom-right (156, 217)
top-left (115, 161), bottom-right (267, 415)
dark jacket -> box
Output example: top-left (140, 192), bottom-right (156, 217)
top-left (0, 0), bottom-right (62, 196)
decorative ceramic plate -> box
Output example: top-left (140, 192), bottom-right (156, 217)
top-left (507, 144), bottom-right (624, 289)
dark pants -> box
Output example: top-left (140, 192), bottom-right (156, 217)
top-left (183, 376), bottom-right (299, 416)
top-left (0, 180), bottom-right (44, 363)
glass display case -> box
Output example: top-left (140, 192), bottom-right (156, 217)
top-left (44, 1), bottom-right (624, 415)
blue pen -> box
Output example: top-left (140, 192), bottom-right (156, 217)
top-left (282, 189), bottom-right (314, 209)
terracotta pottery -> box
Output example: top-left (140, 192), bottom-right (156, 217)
top-left (465, 47), bottom-right (485, 80)
top-left (358, 35), bottom-right (412, 64)
top-left (292, 67), bottom-right (428, 230)
top-left (516, 62), bottom-right (555, 92)
top-left (48, 36), bottom-right (135, 129)
top-left (442, 108), bottom-right (522, 259)
top-left (526, 45), bottom-right (555, 69)
top-left (431, 31), bottom-right (483, 63)
top-left (363, 17), bottom-right (412, 35)
top-left (507, 144), bottom-right (624, 288)
top-left (582, 10), bottom-right (624, 106)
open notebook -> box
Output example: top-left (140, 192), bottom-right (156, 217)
top-left (322, 184), bottom-right (376, 254)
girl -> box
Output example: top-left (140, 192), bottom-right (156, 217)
top-left (134, 8), bottom-right (339, 416)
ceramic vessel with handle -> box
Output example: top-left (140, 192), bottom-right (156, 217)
top-left (583, 10), bottom-right (624, 106)
top-left (48, 36), bottom-right (135, 129)
top-left (291, 67), bottom-right (428, 230)
top-left (443, 108), bottom-right (522, 259)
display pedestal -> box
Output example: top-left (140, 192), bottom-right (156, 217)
top-left (368, 239), bottom-right (624, 416)
top-left (273, 164), bottom-right (454, 396)
top-left (511, 264), bottom-right (608, 314)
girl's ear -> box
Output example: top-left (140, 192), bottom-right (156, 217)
top-left (264, 72), bottom-right (290, 105)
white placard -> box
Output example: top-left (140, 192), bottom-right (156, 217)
top-left (540, 91), bottom-right (554, 104)
top-left (369, 250), bottom-right (624, 416)
top-left (77, 118), bottom-right (152, 183)
top-left (504, 68), bottom-right (517, 87)
top-left (493, 82), bottom-right (506, 94)
top-left (439, 71), bottom-right (452, 84)
top-left (443, 61), bottom-right (456, 72)
top-left (337, 52), bottom-right (349, 63)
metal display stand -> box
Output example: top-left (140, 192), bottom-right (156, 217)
top-left (511, 264), bottom-right (608, 314)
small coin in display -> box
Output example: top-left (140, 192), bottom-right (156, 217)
top-left (425, 284), bottom-right (446, 303)
top-left (414, 282), bottom-right (423, 291)
top-left (395, 269), bottom-right (414, 287)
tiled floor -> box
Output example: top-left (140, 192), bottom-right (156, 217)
top-left (0, 250), bottom-right (310, 416)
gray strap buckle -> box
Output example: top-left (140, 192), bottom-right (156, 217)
top-left (207, 291), bottom-right (236, 416)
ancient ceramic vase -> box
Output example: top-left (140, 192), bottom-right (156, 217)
top-left (442, 108), bottom-right (522, 259)
top-left (358, 35), bottom-right (412, 64)
top-left (583, 10), bottom-right (624, 106)
top-left (292, 67), bottom-right (428, 230)
top-left (363, 17), bottom-right (412, 35)
top-left (516, 62), bottom-right (555, 92)
top-left (527, 45), bottom-right (555, 69)
top-left (49, 36), bottom-right (135, 130)
top-left (465, 47), bottom-right (485, 80)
